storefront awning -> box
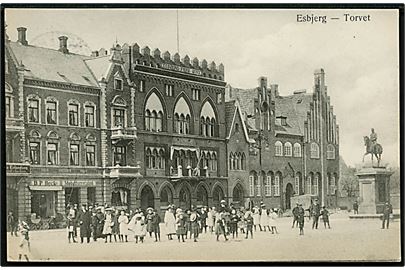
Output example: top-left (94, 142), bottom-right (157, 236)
top-left (29, 186), bottom-right (62, 191)
top-left (170, 146), bottom-right (200, 159)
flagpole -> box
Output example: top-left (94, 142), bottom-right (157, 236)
top-left (176, 9), bottom-right (180, 54)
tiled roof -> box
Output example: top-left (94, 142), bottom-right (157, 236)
top-left (8, 41), bottom-right (98, 87)
top-left (274, 93), bottom-right (313, 136)
top-left (225, 101), bottom-right (236, 137)
top-left (84, 55), bottom-right (110, 82)
top-left (225, 86), bottom-right (257, 129)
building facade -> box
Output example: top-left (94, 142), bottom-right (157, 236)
top-left (4, 27), bottom-right (339, 221)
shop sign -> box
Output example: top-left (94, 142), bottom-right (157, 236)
top-left (30, 180), bottom-right (97, 187)
top-left (160, 63), bottom-right (202, 76)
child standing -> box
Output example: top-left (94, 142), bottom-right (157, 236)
top-left (321, 206), bottom-right (331, 229)
top-left (229, 209), bottom-right (240, 239)
top-left (252, 207), bottom-right (260, 232)
top-left (175, 209), bottom-right (186, 242)
top-left (118, 210), bottom-right (129, 242)
top-left (67, 214), bottom-right (77, 243)
top-left (244, 211), bottom-right (254, 239)
top-left (269, 209), bottom-right (279, 234)
top-left (17, 221), bottom-right (30, 261)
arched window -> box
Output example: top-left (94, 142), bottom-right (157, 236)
top-left (284, 142), bottom-right (292, 156)
top-left (46, 131), bottom-right (60, 165)
top-left (145, 91), bottom-right (165, 132)
top-left (265, 172), bottom-right (272, 196)
top-left (212, 152), bottom-right (217, 171)
top-left (152, 149), bottom-right (158, 169)
top-left (255, 173), bottom-right (261, 197)
top-left (274, 173), bottom-right (281, 196)
top-left (27, 94), bottom-right (41, 123)
top-left (327, 144), bottom-right (335, 160)
top-left (295, 172), bottom-right (301, 195)
top-left (241, 153), bottom-right (246, 170)
top-left (229, 152), bottom-right (234, 170)
top-left (331, 173), bottom-right (337, 195)
top-left (200, 101), bottom-right (217, 137)
top-left (275, 141), bottom-right (283, 156)
top-left (174, 96), bottom-right (192, 134)
top-left (158, 149), bottom-right (165, 169)
top-left (310, 142), bottom-right (320, 159)
top-left (249, 171), bottom-right (257, 197)
top-left (293, 143), bottom-right (302, 157)
top-left (306, 173), bottom-right (313, 194)
top-left (146, 148), bottom-right (152, 169)
top-left (326, 173), bottom-right (331, 195)
top-left (5, 83), bottom-right (14, 119)
top-left (313, 173), bottom-right (320, 195)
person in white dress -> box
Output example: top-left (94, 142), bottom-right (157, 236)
top-left (206, 207), bottom-right (214, 233)
top-left (259, 205), bottom-right (269, 232)
top-left (164, 205), bottom-right (176, 240)
top-left (18, 221), bottom-right (30, 261)
top-left (118, 210), bottom-right (129, 242)
top-left (252, 207), bottom-right (260, 232)
top-left (129, 211), bottom-right (146, 243)
top-left (102, 208), bottom-right (114, 243)
top-left (269, 208), bottom-right (279, 234)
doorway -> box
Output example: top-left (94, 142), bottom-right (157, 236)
top-left (179, 186), bottom-right (191, 210)
top-left (285, 183), bottom-right (294, 209)
top-left (140, 185), bottom-right (155, 211)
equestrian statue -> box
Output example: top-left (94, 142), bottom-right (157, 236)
top-left (363, 128), bottom-right (383, 167)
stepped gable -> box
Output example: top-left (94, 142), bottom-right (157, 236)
top-left (9, 41), bottom-right (98, 87)
top-left (129, 43), bottom-right (225, 81)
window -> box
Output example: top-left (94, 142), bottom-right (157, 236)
top-left (229, 153), bottom-right (234, 170)
top-left (281, 117), bottom-right (287, 126)
top-left (274, 174), bottom-right (280, 196)
top-left (265, 175), bottom-right (272, 196)
top-left (165, 84), bottom-right (174, 96)
top-left (46, 101), bottom-right (57, 124)
top-left (192, 89), bottom-right (201, 101)
top-left (310, 142), bottom-right (320, 159)
top-left (216, 93), bottom-right (222, 104)
top-left (306, 175), bottom-right (312, 194)
top-left (295, 174), bottom-right (301, 195)
top-left (113, 146), bottom-right (126, 166)
top-left (144, 92), bottom-right (165, 132)
top-left (139, 80), bottom-right (145, 92)
top-left (86, 145), bottom-right (95, 166)
top-left (275, 141), bottom-right (283, 156)
top-left (114, 78), bottom-right (123, 90)
top-left (293, 143), bottom-right (302, 157)
top-left (174, 113), bottom-right (191, 134)
top-left (113, 108), bottom-right (125, 127)
top-left (249, 175), bottom-right (254, 197)
top-left (85, 105), bottom-right (95, 127)
top-left (235, 123), bottom-right (239, 133)
top-left (313, 174), bottom-right (319, 195)
top-left (28, 98), bottom-right (39, 123)
top-left (284, 142), bottom-right (292, 156)
top-left (68, 103), bottom-right (79, 126)
top-left (158, 149), bottom-right (165, 169)
top-left (5, 96), bottom-right (11, 118)
top-left (327, 144), bottom-right (336, 160)
top-left (211, 153), bottom-right (217, 171)
top-left (200, 101), bottom-right (217, 137)
top-left (330, 175), bottom-right (336, 195)
top-left (256, 175), bottom-right (261, 197)
top-left (47, 143), bottom-right (58, 165)
top-left (29, 142), bottom-right (40, 165)
top-left (70, 144), bottom-right (79, 166)
top-left (241, 153), bottom-right (246, 170)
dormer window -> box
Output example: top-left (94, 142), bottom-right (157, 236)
top-left (276, 116), bottom-right (287, 126)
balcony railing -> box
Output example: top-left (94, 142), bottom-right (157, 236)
top-left (111, 126), bottom-right (137, 143)
top-left (6, 162), bottom-right (31, 176)
top-left (169, 165), bottom-right (211, 179)
top-left (109, 164), bottom-right (142, 178)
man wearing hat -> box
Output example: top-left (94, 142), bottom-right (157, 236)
top-left (292, 203), bottom-right (300, 228)
top-left (77, 204), bottom-right (91, 243)
top-left (190, 205), bottom-right (200, 242)
top-left (382, 201), bottom-right (393, 229)
top-left (311, 199), bottom-right (321, 229)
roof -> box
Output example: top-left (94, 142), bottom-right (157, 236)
top-left (225, 86), bottom-right (257, 129)
top-left (274, 93), bottom-right (313, 136)
top-left (8, 41), bottom-right (98, 87)
top-left (84, 55), bottom-right (111, 82)
top-left (225, 100), bottom-right (255, 144)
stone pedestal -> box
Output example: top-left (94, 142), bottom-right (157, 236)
top-left (356, 166), bottom-right (392, 214)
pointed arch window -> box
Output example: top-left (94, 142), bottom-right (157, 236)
top-left (274, 173), bottom-right (281, 196)
top-left (265, 173), bottom-right (272, 196)
top-left (200, 101), bottom-right (217, 137)
top-left (145, 91), bottom-right (165, 132)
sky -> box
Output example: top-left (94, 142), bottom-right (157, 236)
top-left (5, 8), bottom-right (400, 167)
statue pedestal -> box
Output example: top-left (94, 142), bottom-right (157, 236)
top-left (356, 166), bottom-right (392, 214)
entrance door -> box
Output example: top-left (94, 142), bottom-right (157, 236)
top-left (179, 186), bottom-right (191, 210)
top-left (213, 185), bottom-right (225, 208)
top-left (65, 187), bottom-right (80, 207)
top-left (31, 191), bottom-right (56, 218)
top-left (140, 185), bottom-right (155, 211)
top-left (232, 184), bottom-right (244, 208)
top-left (196, 185), bottom-right (208, 207)
top-left (285, 183), bottom-right (294, 209)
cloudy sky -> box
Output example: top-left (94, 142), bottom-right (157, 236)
top-left (5, 8), bottom-right (400, 167)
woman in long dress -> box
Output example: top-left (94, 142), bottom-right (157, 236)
top-left (269, 208), bottom-right (279, 234)
top-left (259, 207), bottom-right (269, 232)
top-left (129, 212), bottom-right (146, 243)
top-left (118, 210), bottom-right (129, 242)
top-left (164, 206), bottom-right (176, 240)
top-left (252, 207), bottom-right (260, 232)
top-left (206, 208), bottom-right (214, 233)
top-left (102, 209), bottom-right (113, 243)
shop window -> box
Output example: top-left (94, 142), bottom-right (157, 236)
top-left (87, 187), bottom-right (96, 206)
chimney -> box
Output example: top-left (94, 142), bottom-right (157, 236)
top-left (91, 51), bottom-right (99, 57)
top-left (58, 36), bottom-right (69, 54)
top-left (314, 68), bottom-right (326, 95)
top-left (271, 84), bottom-right (279, 98)
top-left (258, 76), bottom-right (267, 89)
top-left (17, 27), bottom-right (28, 45)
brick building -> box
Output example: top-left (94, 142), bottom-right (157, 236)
top-left (4, 27), bottom-right (339, 220)
top-left (225, 73), bottom-right (340, 210)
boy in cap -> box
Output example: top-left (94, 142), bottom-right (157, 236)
top-left (321, 206), bottom-right (331, 229)
top-left (244, 210), bottom-right (254, 239)
top-left (298, 203), bottom-right (305, 236)
top-left (311, 199), bottom-right (321, 229)
top-left (382, 202), bottom-right (393, 229)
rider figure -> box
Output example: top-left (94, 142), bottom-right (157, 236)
top-left (370, 128), bottom-right (377, 150)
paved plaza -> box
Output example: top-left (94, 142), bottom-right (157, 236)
top-left (7, 213), bottom-right (401, 262)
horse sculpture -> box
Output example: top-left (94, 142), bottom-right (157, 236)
top-left (363, 136), bottom-right (383, 167)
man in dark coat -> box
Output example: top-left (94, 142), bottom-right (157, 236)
top-left (298, 204), bottom-right (305, 235)
top-left (382, 202), bottom-right (393, 229)
top-left (77, 205), bottom-right (91, 243)
top-left (292, 203), bottom-right (300, 228)
top-left (7, 211), bottom-right (18, 236)
top-left (311, 199), bottom-right (321, 229)
top-left (353, 201), bottom-right (359, 215)
top-left (95, 208), bottom-right (105, 240)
